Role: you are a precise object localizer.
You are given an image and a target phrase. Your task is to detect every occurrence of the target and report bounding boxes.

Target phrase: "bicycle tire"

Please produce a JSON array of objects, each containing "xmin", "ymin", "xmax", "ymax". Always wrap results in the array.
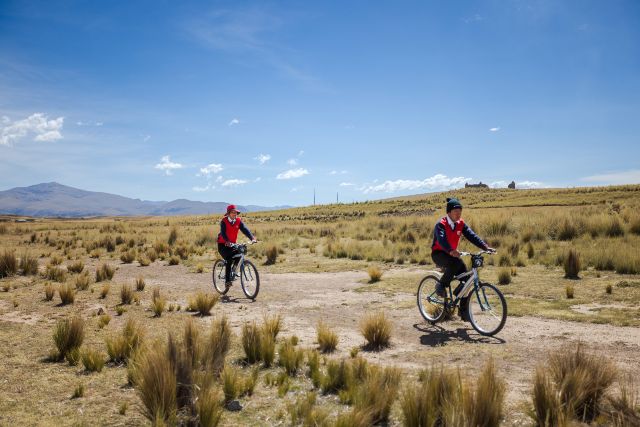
[
  {"xmin": 417, "ymin": 275, "xmax": 447, "ymax": 323},
  {"xmin": 467, "ymin": 283, "xmax": 507, "ymax": 336},
  {"xmin": 240, "ymin": 260, "xmax": 260, "ymax": 300},
  {"xmin": 212, "ymin": 259, "xmax": 229, "ymax": 295}
]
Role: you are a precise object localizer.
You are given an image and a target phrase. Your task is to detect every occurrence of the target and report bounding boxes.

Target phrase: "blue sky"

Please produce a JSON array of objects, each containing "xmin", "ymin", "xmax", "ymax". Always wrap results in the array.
[{"xmin": 1, "ymin": 1, "xmax": 639, "ymax": 206}]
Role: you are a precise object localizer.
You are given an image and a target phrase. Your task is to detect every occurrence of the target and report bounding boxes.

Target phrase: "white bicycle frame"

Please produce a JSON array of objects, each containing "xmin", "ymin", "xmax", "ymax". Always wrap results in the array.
[
  {"xmin": 426, "ymin": 267, "xmax": 478, "ymax": 299},
  {"xmin": 426, "ymin": 250, "xmax": 494, "ymax": 299}
]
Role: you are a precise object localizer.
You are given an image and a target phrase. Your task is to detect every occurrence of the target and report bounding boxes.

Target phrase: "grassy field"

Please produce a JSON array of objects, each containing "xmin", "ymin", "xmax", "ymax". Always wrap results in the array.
[{"xmin": 1, "ymin": 184, "xmax": 639, "ymax": 426}]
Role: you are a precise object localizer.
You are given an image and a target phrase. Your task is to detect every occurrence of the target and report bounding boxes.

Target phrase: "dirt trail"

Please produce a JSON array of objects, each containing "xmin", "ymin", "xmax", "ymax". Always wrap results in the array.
[{"xmin": 111, "ymin": 262, "xmax": 640, "ymax": 410}]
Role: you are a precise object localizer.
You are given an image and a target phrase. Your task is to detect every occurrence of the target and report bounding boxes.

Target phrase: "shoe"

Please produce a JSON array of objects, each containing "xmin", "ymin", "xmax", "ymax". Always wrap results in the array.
[{"xmin": 435, "ymin": 282, "xmax": 446, "ymax": 298}]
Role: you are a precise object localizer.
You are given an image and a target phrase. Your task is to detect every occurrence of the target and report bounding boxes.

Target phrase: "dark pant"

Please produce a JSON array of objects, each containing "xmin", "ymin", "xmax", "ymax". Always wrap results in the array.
[
  {"xmin": 218, "ymin": 243, "xmax": 240, "ymax": 282},
  {"xmin": 432, "ymin": 250, "xmax": 467, "ymax": 291}
]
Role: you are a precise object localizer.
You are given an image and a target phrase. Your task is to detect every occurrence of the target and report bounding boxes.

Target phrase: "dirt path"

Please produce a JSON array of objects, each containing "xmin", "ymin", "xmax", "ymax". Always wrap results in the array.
[{"xmin": 108, "ymin": 262, "xmax": 640, "ymax": 418}]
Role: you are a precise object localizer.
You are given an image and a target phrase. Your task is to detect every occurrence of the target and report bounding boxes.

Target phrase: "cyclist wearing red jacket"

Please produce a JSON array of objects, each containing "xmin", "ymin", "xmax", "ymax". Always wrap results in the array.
[
  {"xmin": 431, "ymin": 198, "xmax": 494, "ymax": 319},
  {"xmin": 217, "ymin": 204, "xmax": 256, "ymax": 287}
]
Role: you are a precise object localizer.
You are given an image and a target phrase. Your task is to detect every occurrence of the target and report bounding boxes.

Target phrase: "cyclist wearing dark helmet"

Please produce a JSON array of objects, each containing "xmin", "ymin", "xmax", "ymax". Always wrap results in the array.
[
  {"xmin": 217, "ymin": 204, "xmax": 257, "ymax": 287},
  {"xmin": 431, "ymin": 197, "xmax": 494, "ymax": 319}
]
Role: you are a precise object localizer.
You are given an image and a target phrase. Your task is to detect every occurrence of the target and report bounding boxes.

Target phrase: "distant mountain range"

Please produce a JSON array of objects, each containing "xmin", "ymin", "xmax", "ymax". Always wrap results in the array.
[{"xmin": 0, "ymin": 182, "xmax": 291, "ymax": 217}]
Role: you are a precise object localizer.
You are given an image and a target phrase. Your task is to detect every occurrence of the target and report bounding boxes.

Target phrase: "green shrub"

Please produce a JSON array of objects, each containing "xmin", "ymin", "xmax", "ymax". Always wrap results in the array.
[
  {"xmin": 278, "ymin": 340, "xmax": 305, "ymax": 376},
  {"xmin": 53, "ymin": 317, "xmax": 84, "ymax": 361},
  {"xmin": 317, "ymin": 321, "xmax": 338, "ymax": 353},
  {"xmin": 75, "ymin": 272, "xmax": 90, "ymax": 290},
  {"xmin": 133, "ymin": 348, "xmax": 177, "ymax": 424},
  {"xmin": 120, "ymin": 283, "xmax": 133, "ymax": 304},
  {"xmin": 564, "ymin": 249, "xmax": 581, "ymax": 279},
  {"xmin": 498, "ymin": 268, "xmax": 511, "ymax": 285},
  {"xmin": 135, "ymin": 275, "xmax": 145, "ymax": 291},
  {"xmin": 360, "ymin": 311, "xmax": 392, "ymax": 351},
  {"xmin": 58, "ymin": 283, "xmax": 75, "ymax": 305},
  {"xmin": 19, "ymin": 252, "xmax": 39, "ymax": 275},
  {"xmin": 120, "ymin": 249, "xmax": 136, "ymax": 264},
  {"xmin": 106, "ymin": 319, "xmax": 144, "ymax": 363},
  {"xmin": 265, "ymin": 245, "xmax": 278, "ymax": 265},
  {"xmin": 203, "ymin": 316, "xmax": 232, "ymax": 375},
  {"xmin": 44, "ymin": 283, "xmax": 55, "ymax": 301},
  {"xmin": 192, "ymin": 291, "xmax": 219, "ymax": 316},
  {"xmin": 67, "ymin": 260, "xmax": 84, "ymax": 273},
  {"xmin": 96, "ymin": 263, "xmax": 115, "ymax": 282},
  {"xmin": 81, "ymin": 348, "xmax": 106, "ymax": 372},
  {"xmin": 532, "ymin": 345, "xmax": 616, "ymax": 425},
  {"xmin": 367, "ymin": 266, "xmax": 383, "ymax": 283},
  {"xmin": 45, "ymin": 265, "xmax": 67, "ymax": 282},
  {"xmin": 566, "ymin": 284, "xmax": 574, "ymax": 299}
]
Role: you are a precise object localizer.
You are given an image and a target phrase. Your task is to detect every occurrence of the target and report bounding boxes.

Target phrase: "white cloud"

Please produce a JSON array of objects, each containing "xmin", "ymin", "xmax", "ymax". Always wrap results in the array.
[
  {"xmin": 254, "ymin": 177, "xmax": 262, "ymax": 182},
  {"xmin": 489, "ymin": 127, "xmax": 500, "ymax": 132},
  {"xmin": 1, "ymin": 113, "xmax": 64, "ymax": 146},
  {"xmin": 221, "ymin": 179, "xmax": 248, "ymax": 187},
  {"xmin": 192, "ymin": 184, "xmax": 214, "ymax": 192},
  {"xmin": 463, "ymin": 14, "xmax": 484, "ymax": 23},
  {"xmin": 339, "ymin": 182, "xmax": 354, "ymax": 187},
  {"xmin": 155, "ymin": 155, "xmax": 183, "ymax": 175},
  {"xmin": 216, "ymin": 175, "xmax": 224, "ymax": 183},
  {"xmin": 287, "ymin": 158, "xmax": 298, "ymax": 166},
  {"xmin": 330, "ymin": 170, "xmax": 348, "ymax": 175},
  {"xmin": 228, "ymin": 118, "xmax": 240, "ymax": 126},
  {"xmin": 76, "ymin": 120, "xmax": 103, "ymax": 127},
  {"xmin": 581, "ymin": 170, "xmax": 640, "ymax": 185},
  {"xmin": 143, "ymin": 134, "xmax": 151, "ymax": 142},
  {"xmin": 490, "ymin": 180, "xmax": 545, "ymax": 189},
  {"xmin": 362, "ymin": 174, "xmax": 470, "ymax": 194},
  {"xmin": 517, "ymin": 181, "xmax": 545, "ymax": 189},
  {"xmin": 276, "ymin": 168, "xmax": 309, "ymax": 180},
  {"xmin": 199, "ymin": 163, "xmax": 224, "ymax": 176},
  {"xmin": 255, "ymin": 154, "xmax": 271, "ymax": 164},
  {"xmin": 298, "ymin": 150, "xmax": 305, "ymax": 156}
]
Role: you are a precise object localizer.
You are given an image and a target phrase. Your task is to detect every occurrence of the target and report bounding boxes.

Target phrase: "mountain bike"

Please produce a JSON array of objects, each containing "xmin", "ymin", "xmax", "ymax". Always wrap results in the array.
[
  {"xmin": 212, "ymin": 241, "xmax": 260, "ymax": 300},
  {"xmin": 417, "ymin": 250, "xmax": 507, "ymax": 336}
]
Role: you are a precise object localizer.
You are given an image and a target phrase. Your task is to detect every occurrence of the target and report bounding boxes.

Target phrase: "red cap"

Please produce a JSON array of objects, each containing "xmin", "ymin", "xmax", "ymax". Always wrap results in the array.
[{"xmin": 226, "ymin": 204, "xmax": 239, "ymax": 213}]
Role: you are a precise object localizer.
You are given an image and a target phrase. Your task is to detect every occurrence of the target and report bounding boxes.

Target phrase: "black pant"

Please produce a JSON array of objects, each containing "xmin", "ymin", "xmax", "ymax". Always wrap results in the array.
[
  {"xmin": 218, "ymin": 243, "xmax": 240, "ymax": 282},
  {"xmin": 432, "ymin": 250, "xmax": 467, "ymax": 290}
]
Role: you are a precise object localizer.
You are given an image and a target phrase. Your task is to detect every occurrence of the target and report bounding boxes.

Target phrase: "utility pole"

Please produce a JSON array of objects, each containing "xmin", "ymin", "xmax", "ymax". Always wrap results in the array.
[
  {"xmin": 313, "ymin": 188, "xmax": 316, "ymax": 206},
  {"xmin": 336, "ymin": 192, "xmax": 339, "ymax": 204}
]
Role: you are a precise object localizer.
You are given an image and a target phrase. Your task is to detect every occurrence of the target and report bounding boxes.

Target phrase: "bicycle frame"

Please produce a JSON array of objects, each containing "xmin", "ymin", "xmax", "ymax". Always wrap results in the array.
[{"xmin": 426, "ymin": 250, "xmax": 496, "ymax": 309}]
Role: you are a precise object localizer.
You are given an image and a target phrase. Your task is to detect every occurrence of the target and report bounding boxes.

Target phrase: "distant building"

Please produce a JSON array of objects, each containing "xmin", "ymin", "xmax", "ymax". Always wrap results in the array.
[
  {"xmin": 508, "ymin": 181, "xmax": 516, "ymax": 189},
  {"xmin": 465, "ymin": 182, "xmax": 489, "ymax": 189}
]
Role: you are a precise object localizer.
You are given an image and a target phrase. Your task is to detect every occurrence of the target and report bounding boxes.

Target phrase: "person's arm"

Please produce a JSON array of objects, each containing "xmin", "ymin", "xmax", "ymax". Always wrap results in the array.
[
  {"xmin": 219, "ymin": 220, "xmax": 230, "ymax": 244},
  {"xmin": 462, "ymin": 224, "xmax": 489, "ymax": 250},
  {"xmin": 434, "ymin": 222, "xmax": 453, "ymax": 253},
  {"xmin": 239, "ymin": 221, "xmax": 255, "ymax": 240}
]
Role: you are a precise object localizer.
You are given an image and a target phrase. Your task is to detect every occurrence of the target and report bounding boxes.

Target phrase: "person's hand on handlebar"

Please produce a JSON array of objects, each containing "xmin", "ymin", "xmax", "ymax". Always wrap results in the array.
[
  {"xmin": 485, "ymin": 247, "xmax": 496, "ymax": 254},
  {"xmin": 251, "ymin": 238, "xmax": 257, "ymax": 244},
  {"xmin": 449, "ymin": 250, "xmax": 461, "ymax": 258}
]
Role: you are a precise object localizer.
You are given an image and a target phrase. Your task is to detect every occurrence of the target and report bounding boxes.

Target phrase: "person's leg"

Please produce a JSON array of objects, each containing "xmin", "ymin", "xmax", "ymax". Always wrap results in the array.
[
  {"xmin": 450, "ymin": 258, "xmax": 468, "ymax": 295},
  {"xmin": 218, "ymin": 244, "xmax": 233, "ymax": 283},
  {"xmin": 432, "ymin": 251, "xmax": 456, "ymax": 297}
]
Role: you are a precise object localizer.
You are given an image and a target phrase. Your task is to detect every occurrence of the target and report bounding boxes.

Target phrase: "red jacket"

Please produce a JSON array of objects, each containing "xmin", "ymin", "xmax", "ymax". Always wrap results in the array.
[
  {"xmin": 432, "ymin": 216, "xmax": 465, "ymax": 252},
  {"xmin": 217, "ymin": 216, "xmax": 253, "ymax": 244}
]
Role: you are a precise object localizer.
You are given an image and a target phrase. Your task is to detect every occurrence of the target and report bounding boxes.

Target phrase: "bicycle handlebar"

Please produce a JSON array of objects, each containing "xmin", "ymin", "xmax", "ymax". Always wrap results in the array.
[{"xmin": 458, "ymin": 249, "xmax": 497, "ymax": 257}]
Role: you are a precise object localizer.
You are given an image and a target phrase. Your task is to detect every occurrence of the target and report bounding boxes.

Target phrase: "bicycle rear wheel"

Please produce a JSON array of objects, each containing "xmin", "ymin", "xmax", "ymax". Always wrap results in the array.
[
  {"xmin": 212, "ymin": 259, "xmax": 229, "ymax": 295},
  {"xmin": 240, "ymin": 260, "xmax": 260, "ymax": 300},
  {"xmin": 468, "ymin": 283, "xmax": 507, "ymax": 336},
  {"xmin": 417, "ymin": 275, "xmax": 447, "ymax": 323}
]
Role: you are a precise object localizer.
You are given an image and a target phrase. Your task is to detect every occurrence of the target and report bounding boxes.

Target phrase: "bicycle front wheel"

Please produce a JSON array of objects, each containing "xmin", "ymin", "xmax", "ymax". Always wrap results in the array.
[
  {"xmin": 468, "ymin": 283, "xmax": 507, "ymax": 336},
  {"xmin": 240, "ymin": 260, "xmax": 260, "ymax": 300},
  {"xmin": 212, "ymin": 259, "xmax": 229, "ymax": 295},
  {"xmin": 417, "ymin": 275, "xmax": 447, "ymax": 323}
]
